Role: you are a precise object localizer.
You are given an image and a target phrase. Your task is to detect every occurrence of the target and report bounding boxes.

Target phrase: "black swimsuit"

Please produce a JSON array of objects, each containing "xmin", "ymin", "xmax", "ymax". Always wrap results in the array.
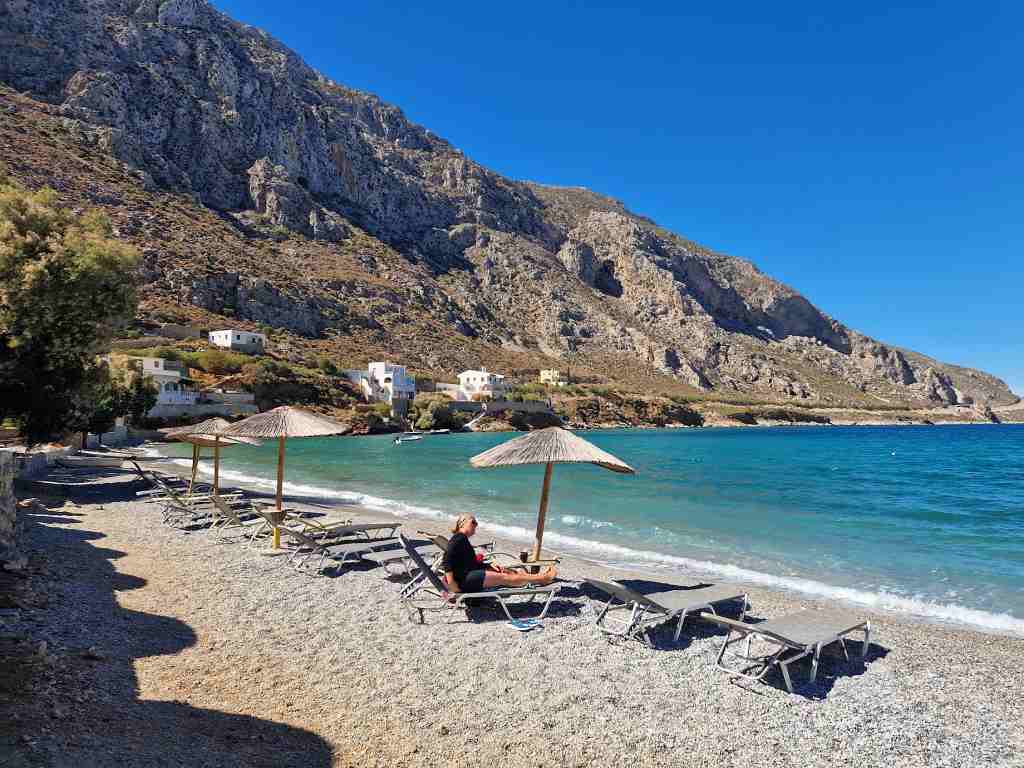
[{"xmin": 443, "ymin": 532, "xmax": 487, "ymax": 592}]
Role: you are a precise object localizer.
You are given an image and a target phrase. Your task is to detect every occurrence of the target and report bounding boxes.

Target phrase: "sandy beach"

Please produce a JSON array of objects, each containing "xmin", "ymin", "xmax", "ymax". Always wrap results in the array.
[{"xmin": 3, "ymin": 463, "xmax": 1023, "ymax": 767}]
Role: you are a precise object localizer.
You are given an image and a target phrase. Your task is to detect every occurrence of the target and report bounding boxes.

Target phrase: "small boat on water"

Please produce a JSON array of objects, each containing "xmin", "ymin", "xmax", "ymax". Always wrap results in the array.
[{"xmin": 393, "ymin": 435, "xmax": 424, "ymax": 444}]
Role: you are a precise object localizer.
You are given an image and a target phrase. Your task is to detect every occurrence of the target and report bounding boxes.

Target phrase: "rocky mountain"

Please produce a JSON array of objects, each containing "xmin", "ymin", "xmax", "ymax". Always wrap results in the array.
[{"xmin": 0, "ymin": 0, "xmax": 1016, "ymax": 408}]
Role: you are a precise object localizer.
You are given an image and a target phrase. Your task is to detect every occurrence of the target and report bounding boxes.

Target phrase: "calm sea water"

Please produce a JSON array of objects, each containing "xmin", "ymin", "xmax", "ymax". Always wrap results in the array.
[{"xmin": 161, "ymin": 424, "xmax": 1024, "ymax": 634}]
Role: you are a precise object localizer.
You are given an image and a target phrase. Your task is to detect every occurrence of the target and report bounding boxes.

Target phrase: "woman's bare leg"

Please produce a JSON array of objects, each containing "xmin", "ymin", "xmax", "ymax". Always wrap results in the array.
[{"xmin": 482, "ymin": 567, "xmax": 556, "ymax": 588}]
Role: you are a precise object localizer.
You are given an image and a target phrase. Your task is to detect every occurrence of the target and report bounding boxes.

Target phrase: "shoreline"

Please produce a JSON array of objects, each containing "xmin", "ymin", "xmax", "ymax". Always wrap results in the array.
[{"xmin": 148, "ymin": 443, "xmax": 1024, "ymax": 640}]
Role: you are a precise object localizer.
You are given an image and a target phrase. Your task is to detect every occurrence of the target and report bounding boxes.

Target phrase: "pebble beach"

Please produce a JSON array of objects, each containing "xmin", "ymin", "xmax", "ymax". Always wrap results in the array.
[{"xmin": 3, "ymin": 465, "xmax": 1023, "ymax": 767}]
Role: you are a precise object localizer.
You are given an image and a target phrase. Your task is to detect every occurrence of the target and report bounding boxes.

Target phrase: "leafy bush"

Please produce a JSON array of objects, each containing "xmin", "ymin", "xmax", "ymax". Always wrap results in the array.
[
  {"xmin": 410, "ymin": 395, "xmax": 469, "ymax": 431},
  {"xmin": 507, "ymin": 382, "xmax": 550, "ymax": 403},
  {"xmin": 153, "ymin": 345, "xmax": 182, "ymax": 361},
  {"xmin": 189, "ymin": 348, "xmax": 248, "ymax": 375},
  {"xmin": 317, "ymin": 356, "xmax": 338, "ymax": 375}
]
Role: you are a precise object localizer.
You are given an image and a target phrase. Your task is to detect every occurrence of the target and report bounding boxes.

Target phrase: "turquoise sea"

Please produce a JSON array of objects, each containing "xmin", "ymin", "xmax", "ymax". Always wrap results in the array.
[{"xmin": 160, "ymin": 424, "xmax": 1024, "ymax": 634}]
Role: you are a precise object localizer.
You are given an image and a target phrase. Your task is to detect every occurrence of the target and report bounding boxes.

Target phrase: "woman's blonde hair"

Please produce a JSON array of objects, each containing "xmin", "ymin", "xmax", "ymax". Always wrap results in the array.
[{"xmin": 451, "ymin": 514, "xmax": 475, "ymax": 534}]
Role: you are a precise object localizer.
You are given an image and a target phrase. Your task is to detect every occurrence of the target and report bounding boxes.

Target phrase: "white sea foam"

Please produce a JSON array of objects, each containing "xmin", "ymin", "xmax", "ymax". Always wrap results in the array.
[{"xmin": 175, "ymin": 455, "xmax": 1024, "ymax": 636}]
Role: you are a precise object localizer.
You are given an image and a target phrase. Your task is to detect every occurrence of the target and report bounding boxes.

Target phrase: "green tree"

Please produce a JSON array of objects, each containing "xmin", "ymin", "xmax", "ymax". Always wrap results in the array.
[
  {"xmin": 125, "ymin": 374, "xmax": 159, "ymax": 425},
  {"xmin": 0, "ymin": 180, "xmax": 139, "ymax": 443},
  {"xmin": 65, "ymin": 362, "xmax": 130, "ymax": 447}
]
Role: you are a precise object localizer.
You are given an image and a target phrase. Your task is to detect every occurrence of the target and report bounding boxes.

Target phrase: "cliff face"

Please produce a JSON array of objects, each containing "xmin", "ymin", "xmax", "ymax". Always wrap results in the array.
[{"xmin": 0, "ymin": 0, "xmax": 1015, "ymax": 407}]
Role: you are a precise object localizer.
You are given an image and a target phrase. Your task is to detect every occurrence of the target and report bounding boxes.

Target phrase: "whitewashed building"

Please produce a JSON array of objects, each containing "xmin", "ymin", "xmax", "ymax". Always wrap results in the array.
[
  {"xmin": 208, "ymin": 329, "xmax": 267, "ymax": 354},
  {"xmin": 345, "ymin": 362, "xmax": 416, "ymax": 405},
  {"xmin": 129, "ymin": 357, "xmax": 197, "ymax": 407},
  {"xmin": 539, "ymin": 369, "xmax": 567, "ymax": 386},
  {"xmin": 447, "ymin": 368, "xmax": 507, "ymax": 401}
]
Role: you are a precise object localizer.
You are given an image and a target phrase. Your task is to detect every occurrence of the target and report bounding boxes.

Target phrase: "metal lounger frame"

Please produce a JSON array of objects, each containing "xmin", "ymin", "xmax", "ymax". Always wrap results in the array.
[
  {"xmin": 281, "ymin": 527, "xmax": 401, "ymax": 574},
  {"xmin": 362, "ymin": 544, "xmax": 440, "ymax": 580},
  {"xmin": 702, "ymin": 611, "xmax": 870, "ymax": 693},
  {"xmin": 585, "ymin": 578, "xmax": 748, "ymax": 645}
]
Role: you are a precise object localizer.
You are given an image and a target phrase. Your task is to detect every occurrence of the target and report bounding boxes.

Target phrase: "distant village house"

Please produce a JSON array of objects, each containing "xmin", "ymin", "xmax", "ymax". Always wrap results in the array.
[
  {"xmin": 344, "ymin": 362, "xmax": 416, "ymax": 412},
  {"xmin": 208, "ymin": 329, "xmax": 267, "ymax": 354},
  {"xmin": 129, "ymin": 357, "xmax": 197, "ymax": 407},
  {"xmin": 437, "ymin": 368, "xmax": 508, "ymax": 401},
  {"xmin": 118, "ymin": 355, "xmax": 256, "ymax": 420},
  {"xmin": 539, "ymin": 369, "xmax": 567, "ymax": 386}
]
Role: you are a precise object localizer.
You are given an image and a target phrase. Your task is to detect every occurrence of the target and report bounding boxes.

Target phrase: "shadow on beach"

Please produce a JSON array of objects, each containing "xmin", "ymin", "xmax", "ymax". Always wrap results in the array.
[{"xmin": 5, "ymin": 470, "xmax": 334, "ymax": 767}]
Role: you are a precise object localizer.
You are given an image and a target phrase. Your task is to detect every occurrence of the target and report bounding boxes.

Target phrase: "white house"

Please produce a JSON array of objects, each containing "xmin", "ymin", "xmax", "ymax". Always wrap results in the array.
[
  {"xmin": 345, "ymin": 362, "xmax": 416, "ymax": 404},
  {"xmin": 539, "ymin": 369, "xmax": 567, "ymax": 386},
  {"xmin": 451, "ymin": 368, "xmax": 507, "ymax": 401},
  {"xmin": 130, "ymin": 357, "xmax": 197, "ymax": 407},
  {"xmin": 208, "ymin": 329, "xmax": 267, "ymax": 354}
]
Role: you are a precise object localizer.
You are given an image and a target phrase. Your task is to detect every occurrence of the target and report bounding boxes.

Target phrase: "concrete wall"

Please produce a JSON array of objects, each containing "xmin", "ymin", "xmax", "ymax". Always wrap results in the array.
[
  {"xmin": 148, "ymin": 403, "xmax": 235, "ymax": 420},
  {"xmin": 485, "ymin": 400, "xmax": 553, "ymax": 414},
  {"xmin": 156, "ymin": 323, "xmax": 202, "ymax": 340},
  {"xmin": 0, "ymin": 450, "xmax": 17, "ymax": 566},
  {"xmin": 12, "ymin": 446, "xmax": 76, "ymax": 479},
  {"xmin": 86, "ymin": 424, "xmax": 129, "ymax": 448},
  {"xmin": 445, "ymin": 400, "xmax": 552, "ymax": 415},
  {"xmin": 203, "ymin": 391, "xmax": 256, "ymax": 408}
]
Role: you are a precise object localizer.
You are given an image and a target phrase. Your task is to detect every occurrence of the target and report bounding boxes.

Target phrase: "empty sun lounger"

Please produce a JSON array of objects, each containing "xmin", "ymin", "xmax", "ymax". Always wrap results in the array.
[
  {"xmin": 585, "ymin": 578, "xmax": 748, "ymax": 644},
  {"xmin": 311, "ymin": 521, "xmax": 400, "ymax": 541},
  {"xmin": 701, "ymin": 609, "xmax": 870, "ymax": 693},
  {"xmin": 398, "ymin": 534, "xmax": 560, "ymax": 623},
  {"xmin": 361, "ymin": 541, "xmax": 441, "ymax": 579},
  {"xmin": 281, "ymin": 527, "xmax": 402, "ymax": 574},
  {"xmin": 209, "ymin": 497, "xmax": 267, "ymax": 541}
]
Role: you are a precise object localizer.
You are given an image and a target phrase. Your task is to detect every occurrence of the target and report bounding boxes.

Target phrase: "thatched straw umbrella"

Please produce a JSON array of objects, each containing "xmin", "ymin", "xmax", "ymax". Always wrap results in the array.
[
  {"xmin": 470, "ymin": 427, "xmax": 634, "ymax": 560},
  {"xmin": 217, "ymin": 406, "xmax": 349, "ymax": 548},
  {"xmin": 161, "ymin": 417, "xmax": 260, "ymax": 496}
]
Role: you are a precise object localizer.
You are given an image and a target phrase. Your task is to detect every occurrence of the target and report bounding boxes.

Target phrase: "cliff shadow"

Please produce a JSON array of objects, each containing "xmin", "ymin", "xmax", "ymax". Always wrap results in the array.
[{"xmin": 5, "ymin": 484, "xmax": 335, "ymax": 767}]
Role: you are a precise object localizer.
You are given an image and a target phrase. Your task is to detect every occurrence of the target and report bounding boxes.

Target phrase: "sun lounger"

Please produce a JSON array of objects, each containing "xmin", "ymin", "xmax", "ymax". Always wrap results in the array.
[
  {"xmin": 701, "ymin": 609, "xmax": 870, "ymax": 693},
  {"xmin": 251, "ymin": 511, "xmax": 398, "ymax": 545},
  {"xmin": 209, "ymin": 497, "xmax": 266, "ymax": 540},
  {"xmin": 154, "ymin": 482, "xmax": 245, "ymax": 527},
  {"xmin": 361, "ymin": 541, "xmax": 441, "ymax": 579},
  {"xmin": 281, "ymin": 527, "xmax": 402, "ymax": 574},
  {"xmin": 585, "ymin": 578, "xmax": 748, "ymax": 644},
  {"xmin": 398, "ymin": 534, "xmax": 560, "ymax": 623},
  {"xmin": 130, "ymin": 462, "xmax": 230, "ymax": 507}
]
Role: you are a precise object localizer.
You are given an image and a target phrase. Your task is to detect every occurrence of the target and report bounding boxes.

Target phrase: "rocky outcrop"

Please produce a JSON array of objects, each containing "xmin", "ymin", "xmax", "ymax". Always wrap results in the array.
[
  {"xmin": 247, "ymin": 159, "xmax": 347, "ymax": 242},
  {"xmin": 0, "ymin": 0, "xmax": 1016, "ymax": 407}
]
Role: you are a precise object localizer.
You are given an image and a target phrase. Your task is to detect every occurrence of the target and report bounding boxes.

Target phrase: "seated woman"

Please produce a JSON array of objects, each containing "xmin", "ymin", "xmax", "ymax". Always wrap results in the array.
[{"xmin": 443, "ymin": 515, "xmax": 556, "ymax": 593}]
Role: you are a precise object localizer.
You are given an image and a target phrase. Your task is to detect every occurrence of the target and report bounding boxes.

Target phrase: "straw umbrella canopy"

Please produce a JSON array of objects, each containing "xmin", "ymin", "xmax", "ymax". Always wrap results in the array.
[
  {"xmin": 161, "ymin": 417, "xmax": 260, "ymax": 495},
  {"xmin": 470, "ymin": 427, "xmax": 634, "ymax": 560},
  {"xmin": 216, "ymin": 406, "xmax": 349, "ymax": 547}
]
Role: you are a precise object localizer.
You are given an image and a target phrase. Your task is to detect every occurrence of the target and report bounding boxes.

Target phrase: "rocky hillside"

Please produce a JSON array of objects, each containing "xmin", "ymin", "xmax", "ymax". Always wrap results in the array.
[{"xmin": 0, "ymin": 0, "xmax": 1016, "ymax": 409}]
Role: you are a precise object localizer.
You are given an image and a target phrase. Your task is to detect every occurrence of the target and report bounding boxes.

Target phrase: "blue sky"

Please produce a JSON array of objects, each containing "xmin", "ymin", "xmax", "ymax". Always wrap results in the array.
[{"xmin": 214, "ymin": 1, "xmax": 1023, "ymax": 395}]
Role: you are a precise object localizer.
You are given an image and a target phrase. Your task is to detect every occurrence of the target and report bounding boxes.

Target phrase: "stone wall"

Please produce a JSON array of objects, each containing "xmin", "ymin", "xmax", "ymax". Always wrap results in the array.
[{"xmin": 0, "ymin": 450, "xmax": 18, "ymax": 567}]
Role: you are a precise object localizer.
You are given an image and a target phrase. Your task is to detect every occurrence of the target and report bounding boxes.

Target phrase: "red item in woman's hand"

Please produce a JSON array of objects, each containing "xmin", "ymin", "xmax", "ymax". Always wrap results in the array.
[{"xmin": 475, "ymin": 552, "xmax": 486, "ymax": 563}]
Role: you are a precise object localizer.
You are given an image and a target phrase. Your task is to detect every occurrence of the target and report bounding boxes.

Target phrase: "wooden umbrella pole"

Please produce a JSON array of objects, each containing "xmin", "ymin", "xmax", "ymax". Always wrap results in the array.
[
  {"xmin": 213, "ymin": 437, "xmax": 220, "ymax": 497},
  {"xmin": 273, "ymin": 435, "xmax": 286, "ymax": 549},
  {"xmin": 188, "ymin": 444, "xmax": 199, "ymax": 498},
  {"xmin": 532, "ymin": 462, "xmax": 554, "ymax": 562}
]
